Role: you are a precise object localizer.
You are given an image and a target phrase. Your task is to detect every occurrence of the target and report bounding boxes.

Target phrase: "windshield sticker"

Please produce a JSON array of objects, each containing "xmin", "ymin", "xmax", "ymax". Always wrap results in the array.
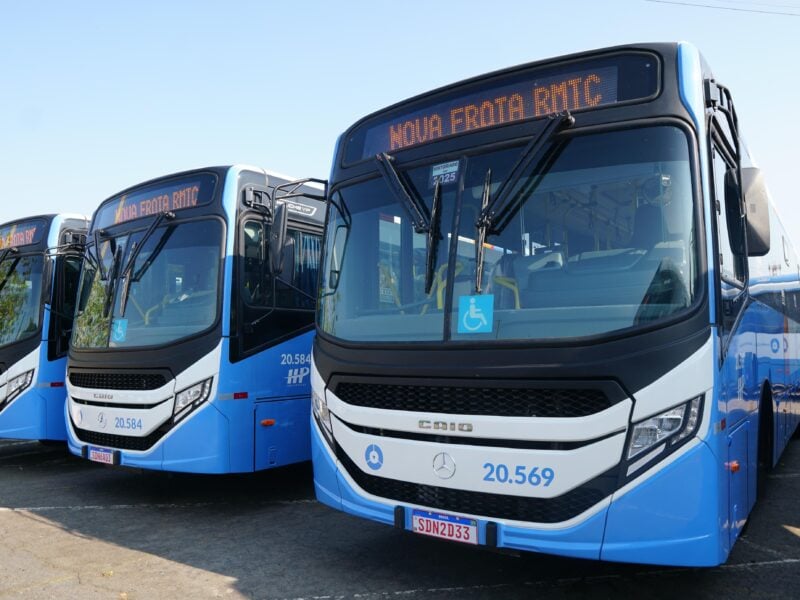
[
  {"xmin": 429, "ymin": 161, "xmax": 460, "ymax": 188},
  {"xmin": 458, "ymin": 294, "xmax": 493, "ymax": 334},
  {"xmin": 111, "ymin": 318, "xmax": 128, "ymax": 343}
]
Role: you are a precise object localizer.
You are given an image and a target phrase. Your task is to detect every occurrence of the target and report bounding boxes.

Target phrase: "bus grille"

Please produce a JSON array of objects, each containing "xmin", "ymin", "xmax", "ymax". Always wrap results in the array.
[
  {"xmin": 332, "ymin": 382, "xmax": 613, "ymax": 418},
  {"xmin": 69, "ymin": 371, "xmax": 168, "ymax": 391},
  {"xmin": 337, "ymin": 449, "xmax": 612, "ymax": 523},
  {"xmin": 72, "ymin": 423, "xmax": 170, "ymax": 451}
]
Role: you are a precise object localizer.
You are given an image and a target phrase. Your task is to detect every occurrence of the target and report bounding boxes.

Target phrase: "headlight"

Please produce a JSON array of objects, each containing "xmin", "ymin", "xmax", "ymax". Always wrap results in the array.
[
  {"xmin": 312, "ymin": 388, "xmax": 333, "ymax": 439},
  {"xmin": 627, "ymin": 395, "xmax": 703, "ymax": 461},
  {"xmin": 5, "ymin": 370, "xmax": 34, "ymax": 403},
  {"xmin": 173, "ymin": 377, "xmax": 213, "ymax": 423}
]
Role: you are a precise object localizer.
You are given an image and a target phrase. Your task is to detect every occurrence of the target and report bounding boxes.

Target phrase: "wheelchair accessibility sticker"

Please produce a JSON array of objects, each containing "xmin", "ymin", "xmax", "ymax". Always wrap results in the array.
[
  {"xmin": 458, "ymin": 294, "xmax": 493, "ymax": 334},
  {"xmin": 111, "ymin": 318, "xmax": 128, "ymax": 343}
]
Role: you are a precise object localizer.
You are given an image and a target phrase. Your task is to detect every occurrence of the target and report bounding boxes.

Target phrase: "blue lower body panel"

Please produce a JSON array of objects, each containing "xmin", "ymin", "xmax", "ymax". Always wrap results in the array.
[
  {"xmin": 312, "ymin": 419, "xmax": 725, "ymax": 566},
  {"xmin": 67, "ymin": 402, "xmax": 234, "ymax": 473},
  {"xmin": 602, "ymin": 441, "xmax": 723, "ymax": 566},
  {"xmin": 0, "ymin": 388, "xmax": 67, "ymax": 441}
]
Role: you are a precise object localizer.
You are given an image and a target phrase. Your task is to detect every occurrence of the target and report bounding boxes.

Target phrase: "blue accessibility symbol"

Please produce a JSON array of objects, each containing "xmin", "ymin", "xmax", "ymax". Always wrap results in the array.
[
  {"xmin": 365, "ymin": 444, "xmax": 384, "ymax": 471},
  {"xmin": 457, "ymin": 294, "xmax": 493, "ymax": 334},
  {"xmin": 111, "ymin": 318, "xmax": 128, "ymax": 343}
]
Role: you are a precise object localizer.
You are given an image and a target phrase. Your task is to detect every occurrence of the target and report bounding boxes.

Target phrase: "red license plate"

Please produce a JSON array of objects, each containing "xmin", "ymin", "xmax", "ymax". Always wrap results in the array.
[
  {"xmin": 87, "ymin": 446, "xmax": 115, "ymax": 465},
  {"xmin": 411, "ymin": 509, "xmax": 478, "ymax": 545}
]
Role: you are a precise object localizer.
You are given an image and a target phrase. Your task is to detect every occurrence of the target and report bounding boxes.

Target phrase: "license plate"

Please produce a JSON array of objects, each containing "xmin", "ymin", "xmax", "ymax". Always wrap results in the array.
[
  {"xmin": 87, "ymin": 446, "xmax": 115, "ymax": 465},
  {"xmin": 411, "ymin": 509, "xmax": 478, "ymax": 545}
]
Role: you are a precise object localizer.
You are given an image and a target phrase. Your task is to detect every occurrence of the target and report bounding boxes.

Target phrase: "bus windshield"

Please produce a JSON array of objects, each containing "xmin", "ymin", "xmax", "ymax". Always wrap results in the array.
[
  {"xmin": 319, "ymin": 125, "xmax": 699, "ymax": 342},
  {"xmin": 0, "ymin": 254, "xmax": 44, "ymax": 347},
  {"xmin": 72, "ymin": 218, "xmax": 223, "ymax": 349}
]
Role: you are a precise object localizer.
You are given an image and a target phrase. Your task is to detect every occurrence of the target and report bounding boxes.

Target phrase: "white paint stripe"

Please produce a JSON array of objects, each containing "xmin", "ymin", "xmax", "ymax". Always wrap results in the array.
[
  {"xmin": 0, "ymin": 441, "xmax": 35, "ymax": 448},
  {"xmin": 0, "ymin": 499, "xmax": 317, "ymax": 512},
  {"xmin": 768, "ymin": 472, "xmax": 800, "ymax": 479},
  {"xmin": 273, "ymin": 558, "xmax": 800, "ymax": 600},
  {"xmin": 0, "ymin": 450, "xmax": 59, "ymax": 460},
  {"xmin": 738, "ymin": 536, "xmax": 787, "ymax": 559}
]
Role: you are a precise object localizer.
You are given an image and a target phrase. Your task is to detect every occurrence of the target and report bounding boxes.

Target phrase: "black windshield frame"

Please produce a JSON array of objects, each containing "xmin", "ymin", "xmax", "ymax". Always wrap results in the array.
[
  {"xmin": 319, "ymin": 117, "xmax": 707, "ymax": 349},
  {"xmin": 0, "ymin": 251, "xmax": 47, "ymax": 350},
  {"xmin": 71, "ymin": 214, "xmax": 226, "ymax": 351}
]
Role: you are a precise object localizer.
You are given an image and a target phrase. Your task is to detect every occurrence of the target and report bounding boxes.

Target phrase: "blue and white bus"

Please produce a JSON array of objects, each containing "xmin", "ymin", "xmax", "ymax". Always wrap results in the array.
[
  {"xmin": 65, "ymin": 166, "xmax": 325, "ymax": 473},
  {"xmin": 0, "ymin": 214, "xmax": 88, "ymax": 442},
  {"xmin": 308, "ymin": 43, "xmax": 799, "ymax": 566}
]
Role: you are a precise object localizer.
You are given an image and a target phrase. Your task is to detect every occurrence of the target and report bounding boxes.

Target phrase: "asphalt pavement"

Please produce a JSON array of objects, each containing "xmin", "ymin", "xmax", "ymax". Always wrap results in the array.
[{"xmin": 0, "ymin": 438, "xmax": 798, "ymax": 599}]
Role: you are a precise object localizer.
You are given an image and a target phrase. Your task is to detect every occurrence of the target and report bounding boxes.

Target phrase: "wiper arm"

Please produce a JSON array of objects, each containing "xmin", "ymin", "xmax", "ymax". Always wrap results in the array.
[
  {"xmin": 425, "ymin": 180, "xmax": 443, "ymax": 294},
  {"xmin": 118, "ymin": 211, "xmax": 175, "ymax": 317},
  {"xmin": 102, "ymin": 244, "xmax": 122, "ymax": 318},
  {"xmin": 0, "ymin": 248, "xmax": 20, "ymax": 295},
  {"xmin": 476, "ymin": 113, "xmax": 574, "ymax": 236},
  {"xmin": 0, "ymin": 247, "xmax": 18, "ymax": 267},
  {"xmin": 474, "ymin": 169, "xmax": 492, "ymax": 293},
  {"xmin": 375, "ymin": 152, "xmax": 430, "ymax": 233},
  {"xmin": 94, "ymin": 230, "xmax": 110, "ymax": 281}
]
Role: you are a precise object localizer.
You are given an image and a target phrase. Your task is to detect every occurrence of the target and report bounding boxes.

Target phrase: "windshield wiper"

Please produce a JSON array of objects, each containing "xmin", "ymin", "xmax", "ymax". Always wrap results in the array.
[
  {"xmin": 425, "ymin": 180, "xmax": 443, "ymax": 294},
  {"xmin": 0, "ymin": 248, "xmax": 20, "ymax": 295},
  {"xmin": 474, "ymin": 169, "xmax": 491, "ymax": 293},
  {"xmin": 102, "ymin": 243, "xmax": 122, "ymax": 318},
  {"xmin": 375, "ymin": 152, "xmax": 444, "ymax": 296},
  {"xmin": 94, "ymin": 230, "xmax": 111, "ymax": 281},
  {"xmin": 0, "ymin": 247, "xmax": 18, "ymax": 267},
  {"xmin": 375, "ymin": 152, "xmax": 430, "ymax": 233},
  {"xmin": 473, "ymin": 113, "xmax": 574, "ymax": 294},
  {"xmin": 476, "ymin": 113, "xmax": 574, "ymax": 236},
  {"xmin": 118, "ymin": 211, "xmax": 175, "ymax": 317}
]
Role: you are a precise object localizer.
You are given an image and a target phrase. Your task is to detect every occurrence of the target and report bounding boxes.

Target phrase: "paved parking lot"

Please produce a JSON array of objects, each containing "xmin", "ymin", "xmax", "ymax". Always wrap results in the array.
[{"xmin": 0, "ymin": 438, "xmax": 798, "ymax": 599}]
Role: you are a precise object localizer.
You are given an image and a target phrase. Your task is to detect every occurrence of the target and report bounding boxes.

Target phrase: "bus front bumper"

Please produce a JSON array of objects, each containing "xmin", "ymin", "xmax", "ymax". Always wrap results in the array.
[
  {"xmin": 66, "ymin": 401, "xmax": 232, "ymax": 473},
  {"xmin": 311, "ymin": 417, "xmax": 724, "ymax": 566}
]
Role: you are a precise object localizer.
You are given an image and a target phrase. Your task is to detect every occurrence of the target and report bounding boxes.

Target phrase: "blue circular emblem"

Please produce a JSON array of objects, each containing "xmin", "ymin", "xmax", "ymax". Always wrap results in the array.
[
  {"xmin": 365, "ymin": 444, "xmax": 384, "ymax": 471},
  {"xmin": 771, "ymin": 338, "xmax": 780, "ymax": 353}
]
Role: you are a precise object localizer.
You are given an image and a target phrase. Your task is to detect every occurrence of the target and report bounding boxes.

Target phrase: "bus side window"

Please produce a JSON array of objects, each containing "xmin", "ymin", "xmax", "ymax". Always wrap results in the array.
[
  {"xmin": 236, "ymin": 223, "xmax": 322, "ymax": 360},
  {"xmin": 50, "ymin": 255, "xmax": 82, "ymax": 359},
  {"xmin": 242, "ymin": 220, "xmax": 269, "ymax": 306},
  {"xmin": 275, "ymin": 230, "xmax": 322, "ymax": 309}
]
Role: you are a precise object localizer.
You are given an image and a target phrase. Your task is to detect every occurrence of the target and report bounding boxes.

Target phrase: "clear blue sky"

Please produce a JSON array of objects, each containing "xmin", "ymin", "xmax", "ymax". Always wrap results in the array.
[{"xmin": 2, "ymin": 1, "xmax": 798, "ymax": 234}]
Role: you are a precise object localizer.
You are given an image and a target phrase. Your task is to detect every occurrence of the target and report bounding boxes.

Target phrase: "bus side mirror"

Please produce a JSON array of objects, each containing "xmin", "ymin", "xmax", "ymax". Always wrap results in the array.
[
  {"xmin": 269, "ymin": 202, "xmax": 288, "ymax": 274},
  {"xmin": 742, "ymin": 167, "xmax": 770, "ymax": 257},
  {"xmin": 724, "ymin": 169, "xmax": 746, "ymax": 256}
]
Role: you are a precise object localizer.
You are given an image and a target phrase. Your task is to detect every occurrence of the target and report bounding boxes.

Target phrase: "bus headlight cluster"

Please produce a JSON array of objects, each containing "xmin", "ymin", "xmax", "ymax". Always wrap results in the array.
[
  {"xmin": 312, "ymin": 388, "xmax": 333, "ymax": 442},
  {"xmin": 173, "ymin": 377, "xmax": 213, "ymax": 423},
  {"xmin": 627, "ymin": 395, "xmax": 703, "ymax": 461},
  {"xmin": 5, "ymin": 370, "xmax": 34, "ymax": 404}
]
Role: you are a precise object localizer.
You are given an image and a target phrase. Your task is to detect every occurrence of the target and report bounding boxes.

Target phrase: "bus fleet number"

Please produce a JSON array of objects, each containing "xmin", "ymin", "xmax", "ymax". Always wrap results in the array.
[
  {"xmin": 114, "ymin": 417, "xmax": 143, "ymax": 431},
  {"xmin": 280, "ymin": 353, "xmax": 311, "ymax": 366},
  {"xmin": 483, "ymin": 462, "xmax": 555, "ymax": 487}
]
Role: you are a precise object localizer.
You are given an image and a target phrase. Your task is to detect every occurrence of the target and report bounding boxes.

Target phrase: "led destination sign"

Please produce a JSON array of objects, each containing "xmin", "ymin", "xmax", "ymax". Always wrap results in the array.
[
  {"xmin": 94, "ymin": 173, "xmax": 217, "ymax": 230},
  {"xmin": 348, "ymin": 52, "xmax": 659, "ymax": 162},
  {"xmin": 0, "ymin": 220, "xmax": 46, "ymax": 250},
  {"xmin": 368, "ymin": 67, "xmax": 616, "ymax": 157}
]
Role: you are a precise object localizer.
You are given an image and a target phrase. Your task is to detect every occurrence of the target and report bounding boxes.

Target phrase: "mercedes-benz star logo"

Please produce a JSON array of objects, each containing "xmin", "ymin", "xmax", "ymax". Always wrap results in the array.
[{"xmin": 432, "ymin": 452, "xmax": 456, "ymax": 479}]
